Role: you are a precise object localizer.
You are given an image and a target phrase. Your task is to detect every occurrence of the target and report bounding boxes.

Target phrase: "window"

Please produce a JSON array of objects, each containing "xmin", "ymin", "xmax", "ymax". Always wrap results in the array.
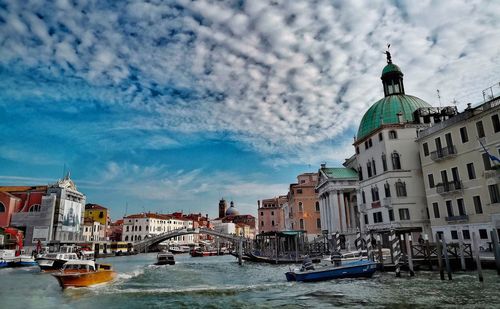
[
  {"xmin": 367, "ymin": 161, "xmax": 372, "ymax": 178},
  {"xmin": 489, "ymin": 184, "xmax": 500, "ymax": 204},
  {"xmin": 126, "ymin": 226, "xmax": 129, "ymax": 232},
  {"xmin": 395, "ymin": 180, "xmax": 407, "ymax": 197},
  {"xmin": 371, "ymin": 186, "xmax": 380, "ymax": 201},
  {"xmin": 428, "ymin": 174, "xmax": 435, "ymax": 188},
  {"xmin": 389, "ymin": 130, "xmax": 397, "ymax": 139},
  {"xmin": 364, "ymin": 214, "xmax": 369, "ymax": 225},
  {"xmin": 391, "ymin": 152, "xmax": 401, "ymax": 170},
  {"xmin": 426, "ymin": 207, "xmax": 430, "ymax": 219},
  {"xmin": 296, "ymin": 189, "xmax": 303, "ymax": 194},
  {"xmin": 479, "ymin": 229, "xmax": 488, "ymax": 239},
  {"xmin": 271, "ymin": 211, "xmax": 274, "ymax": 216},
  {"xmin": 388, "ymin": 209, "xmax": 394, "ymax": 221},
  {"xmin": 433, "ymin": 202, "xmax": 440, "ymax": 218},
  {"xmin": 423, "ymin": 143, "xmax": 429, "ymax": 156},
  {"xmin": 373, "ymin": 212, "xmax": 383, "ymax": 223},
  {"xmin": 29, "ymin": 204, "xmax": 41, "ymax": 212},
  {"xmin": 398, "ymin": 208, "xmax": 410, "ymax": 220},
  {"xmin": 445, "ymin": 132, "xmax": 453, "ymax": 148},
  {"xmin": 358, "ymin": 166, "xmax": 363, "ymax": 181},
  {"xmin": 315, "ymin": 202, "xmax": 320, "ymax": 212},
  {"xmin": 125, "ymin": 236, "xmax": 128, "ymax": 241},
  {"xmin": 483, "ymin": 153, "xmax": 493, "ymax": 170},
  {"xmin": 260, "ymin": 212, "xmax": 264, "ymax": 216},
  {"xmin": 460, "ymin": 127, "xmax": 469, "ymax": 143},
  {"xmin": 451, "ymin": 230, "xmax": 458, "ymax": 240},
  {"xmin": 476, "ymin": 121, "xmax": 485, "ymax": 138},
  {"xmin": 492, "ymin": 114, "xmax": 500, "ymax": 133},
  {"xmin": 365, "ymin": 141, "xmax": 369, "ymax": 150},
  {"xmin": 356, "ymin": 147, "xmax": 360, "ymax": 154},
  {"xmin": 463, "ymin": 230, "xmax": 471, "ymax": 240},
  {"xmin": 362, "ymin": 191, "xmax": 366, "ymax": 204},
  {"xmin": 99, "ymin": 211, "xmax": 104, "ymax": 219},
  {"xmin": 368, "ymin": 139, "xmax": 373, "ymax": 147},
  {"xmin": 473, "ymin": 196, "xmax": 483, "ymax": 214},
  {"xmin": 382, "ymin": 154, "xmax": 388, "ymax": 171},
  {"xmin": 316, "ymin": 218, "xmax": 321, "ymax": 228},
  {"xmin": 271, "ymin": 220, "xmax": 275, "ymax": 226},
  {"xmin": 139, "ymin": 226, "xmax": 142, "ymax": 231},
  {"xmin": 457, "ymin": 198, "xmax": 466, "ymax": 216},
  {"xmin": 372, "ymin": 159, "xmax": 377, "ymax": 175},
  {"xmin": 299, "ymin": 219, "xmax": 304, "ymax": 229},
  {"xmin": 384, "ymin": 182, "xmax": 391, "ymax": 198},
  {"xmin": 467, "ymin": 163, "xmax": 476, "ymax": 180},
  {"xmin": 446, "ymin": 200, "xmax": 454, "ymax": 217},
  {"xmin": 298, "ymin": 202, "xmax": 303, "ymax": 212},
  {"xmin": 379, "ymin": 132, "xmax": 383, "ymax": 141}
]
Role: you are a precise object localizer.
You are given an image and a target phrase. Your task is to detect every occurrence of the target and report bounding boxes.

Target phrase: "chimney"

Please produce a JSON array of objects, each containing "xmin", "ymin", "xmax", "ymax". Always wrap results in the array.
[
  {"xmin": 397, "ymin": 111, "xmax": 403, "ymax": 124},
  {"xmin": 320, "ymin": 163, "xmax": 326, "ymax": 169},
  {"xmin": 257, "ymin": 200, "xmax": 261, "ymax": 207}
]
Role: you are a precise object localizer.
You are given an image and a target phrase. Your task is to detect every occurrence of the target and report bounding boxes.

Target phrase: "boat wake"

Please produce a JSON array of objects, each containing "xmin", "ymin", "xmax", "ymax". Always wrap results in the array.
[{"xmin": 117, "ymin": 267, "xmax": 146, "ymax": 280}]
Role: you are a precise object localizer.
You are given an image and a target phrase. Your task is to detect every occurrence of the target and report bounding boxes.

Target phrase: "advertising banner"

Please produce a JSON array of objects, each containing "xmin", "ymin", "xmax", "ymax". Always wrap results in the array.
[
  {"xmin": 32, "ymin": 226, "xmax": 50, "ymax": 242},
  {"xmin": 61, "ymin": 200, "xmax": 82, "ymax": 232}
]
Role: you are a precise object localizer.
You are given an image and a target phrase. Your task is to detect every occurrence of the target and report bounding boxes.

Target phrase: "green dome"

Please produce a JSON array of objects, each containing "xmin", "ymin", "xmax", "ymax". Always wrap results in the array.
[
  {"xmin": 382, "ymin": 63, "xmax": 402, "ymax": 76},
  {"xmin": 357, "ymin": 94, "xmax": 431, "ymax": 140}
]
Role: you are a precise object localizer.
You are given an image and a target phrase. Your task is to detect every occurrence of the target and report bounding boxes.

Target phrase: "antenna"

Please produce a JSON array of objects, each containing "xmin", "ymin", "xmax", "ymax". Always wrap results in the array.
[
  {"xmin": 124, "ymin": 202, "xmax": 128, "ymax": 217},
  {"xmin": 436, "ymin": 89, "xmax": 442, "ymax": 107},
  {"xmin": 62, "ymin": 163, "xmax": 66, "ymax": 179}
]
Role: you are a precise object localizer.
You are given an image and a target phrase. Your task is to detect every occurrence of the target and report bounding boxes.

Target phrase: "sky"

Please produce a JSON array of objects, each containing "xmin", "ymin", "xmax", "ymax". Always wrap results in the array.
[{"xmin": 1, "ymin": 0, "xmax": 500, "ymax": 220}]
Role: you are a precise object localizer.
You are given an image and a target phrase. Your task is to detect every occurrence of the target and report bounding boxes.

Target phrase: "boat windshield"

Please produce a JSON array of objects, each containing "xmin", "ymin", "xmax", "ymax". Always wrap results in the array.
[{"xmin": 63, "ymin": 264, "xmax": 94, "ymax": 271}]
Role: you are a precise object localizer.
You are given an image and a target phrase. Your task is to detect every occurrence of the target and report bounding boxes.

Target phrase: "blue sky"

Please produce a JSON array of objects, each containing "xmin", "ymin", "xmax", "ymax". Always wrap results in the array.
[{"xmin": 1, "ymin": 0, "xmax": 500, "ymax": 220}]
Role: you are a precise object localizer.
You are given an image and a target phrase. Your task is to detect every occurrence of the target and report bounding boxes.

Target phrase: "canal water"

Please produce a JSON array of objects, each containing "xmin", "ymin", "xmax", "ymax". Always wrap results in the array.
[{"xmin": 1, "ymin": 254, "xmax": 500, "ymax": 308}]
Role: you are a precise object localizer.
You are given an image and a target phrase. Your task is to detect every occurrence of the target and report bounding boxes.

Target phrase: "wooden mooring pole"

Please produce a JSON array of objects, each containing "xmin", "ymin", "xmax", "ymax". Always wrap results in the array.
[
  {"xmin": 472, "ymin": 232, "xmax": 483, "ymax": 282},
  {"xmin": 490, "ymin": 229, "xmax": 500, "ymax": 275},
  {"xmin": 424, "ymin": 234, "xmax": 432, "ymax": 271},
  {"xmin": 458, "ymin": 232, "xmax": 466, "ymax": 271},
  {"xmin": 405, "ymin": 233, "xmax": 414, "ymax": 276},
  {"xmin": 238, "ymin": 237, "xmax": 243, "ymax": 266},
  {"xmin": 435, "ymin": 233, "xmax": 445, "ymax": 280},
  {"xmin": 377, "ymin": 234, "xmax": 383, "ymax": 268},
  {"xmin": 441, "ymin": 235, "xmax": 452, "ymax": 280}
]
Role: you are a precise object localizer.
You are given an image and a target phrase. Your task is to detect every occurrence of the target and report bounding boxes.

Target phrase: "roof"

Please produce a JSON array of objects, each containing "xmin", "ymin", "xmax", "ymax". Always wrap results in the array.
[
  {"xmin": 321, "ymin": 167, "xmax": 358, "ymax": 179},
  {"xmin": 382, "ymin": 63, "xmax": 402, "ymax": 76},
  {"xmin": 124, "ymin": 213, "xmax": 172, "ymax": 220},
  {"xmin": 0, "ymin": 186, "xmax": 48, "ymax": 192},
  {"xmin": 85, "ymin": 204, "xmax": 107, "ymax": 210},
  {"xmin": 357, "ymin": 94, "xmax": 431, "ymax": 141}
]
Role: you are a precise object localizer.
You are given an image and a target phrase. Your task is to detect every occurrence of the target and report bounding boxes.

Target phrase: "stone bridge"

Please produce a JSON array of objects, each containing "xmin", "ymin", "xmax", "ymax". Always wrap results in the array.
[{"xmin": 133, "ymin": 227, "xmax": 250, "ymax": 253}]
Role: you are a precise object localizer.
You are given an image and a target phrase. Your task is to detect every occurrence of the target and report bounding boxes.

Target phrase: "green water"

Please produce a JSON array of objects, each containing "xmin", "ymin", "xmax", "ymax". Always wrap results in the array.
[{"xmin": 1, "ymin": 254, "xmax": 500, "ymax": 308}]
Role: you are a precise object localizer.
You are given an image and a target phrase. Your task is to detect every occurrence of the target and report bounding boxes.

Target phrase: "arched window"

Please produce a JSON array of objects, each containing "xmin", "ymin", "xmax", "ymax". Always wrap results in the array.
[
  {"xmin": 271, "ymin": 220, "xmax": 275, "ymax": 226},
  {"xmin": 384, "ymin": 182, "xmax": 391, "ymax": 197},
  {"xmin": 125, "ymin": 236, "xmax": 129, "ymax": 241},
  {"xmin": 381, "ymin": 153, "xmax": 388, "ymax": 171},
  {"xmin": 389, "ymin": 130, "xmax": 398, "ymax": 139},
  {"xmin": 29, "ymin": 204, "xmax": 41, "ymax": 212},
  {"xmin": 126, "ymin": 226, "xmax": 129, "ymax": 232},
  {"xmin": 371, "ymin": 186, "xmax": 380, "ymax": 201},
  {"xmin": 138, "ymin": 236, "xmax": 141, "ymax": 241},
  {"xmin": 299, "ymin": 219, "xmax": 305, "ymax": 229},
  {"xmin": 298, "ymin": 202, "xmax": 303, "ymax": 212},
  {"xmin": 358, "ymin": 166, "xmax": 363, "ymax": 181},
  {"xmin": 139, "ymin": 226, "xmax": 142, "ymax": 231},
  {"xmin": 0, "ymin": 202, "xmax": 5, "ymax": 212},
  {"xmin": 372, "ymin": 159, "xmax": 377, "ymax": 175},
  {"xmin": 315, "ymin": 201, "xmax": 320, "ymax": 212},
  {"xmin": 261, "ymin": 221, "xmax": 264, "ymax": 227},
  {"xmin": 391, "ymin": 152, "xmax": 401, "ymax": 170},
  {"xmin": 367, "ymin": 161, "xmax": 372, "ymax": 177},
  {"xmin": 395, "ymin": 180, "xmax": 407, "ymax": 197},
  {"xmin": 146, "ymin": 225, "xmax": 149, "ymax": 231}
]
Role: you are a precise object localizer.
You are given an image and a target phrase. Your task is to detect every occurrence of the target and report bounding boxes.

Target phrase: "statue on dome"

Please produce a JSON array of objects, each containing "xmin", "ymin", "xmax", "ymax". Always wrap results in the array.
[{"xmin": 384, "ymin": 43, "xmax": 392, "ymax": 63}]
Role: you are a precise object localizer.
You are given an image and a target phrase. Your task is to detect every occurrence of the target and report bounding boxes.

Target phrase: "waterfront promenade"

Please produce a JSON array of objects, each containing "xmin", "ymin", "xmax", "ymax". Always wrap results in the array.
[{"xmin": 1, "ymin": 254, "xmax": 500, "ymax": 308}]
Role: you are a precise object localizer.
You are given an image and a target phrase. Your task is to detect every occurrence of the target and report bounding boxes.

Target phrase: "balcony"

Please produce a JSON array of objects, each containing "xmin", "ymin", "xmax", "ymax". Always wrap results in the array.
[
  {"xmin": 371, "ymin": 201, "xmax": 381, "ymax": 208},
  {"xmin": 430, "ymin": 145, "xmax": 457, "ymax": 161},
  {"xmin": 484, "ymin": 169, "xmax": 500, "ymax": 180},
  {"xmin": 436, "ymin": 180, "xmax": 463, "ymax": 195},
  {"xmin": 445, "ymin": 215, "xmax": 469, "ymax": 222}
]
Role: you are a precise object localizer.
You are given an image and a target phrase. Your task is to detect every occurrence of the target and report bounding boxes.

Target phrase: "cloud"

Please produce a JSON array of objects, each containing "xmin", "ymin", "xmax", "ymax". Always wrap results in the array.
[{"xmin": 1, "ymin": 0, "xmax": 499, "ymax": 166}]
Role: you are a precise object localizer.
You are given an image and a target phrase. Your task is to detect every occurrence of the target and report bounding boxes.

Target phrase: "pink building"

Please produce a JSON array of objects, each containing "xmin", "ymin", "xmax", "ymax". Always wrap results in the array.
[{"xmin": 258, "ymin": 196, "xmax": 287, "ymax": 233}]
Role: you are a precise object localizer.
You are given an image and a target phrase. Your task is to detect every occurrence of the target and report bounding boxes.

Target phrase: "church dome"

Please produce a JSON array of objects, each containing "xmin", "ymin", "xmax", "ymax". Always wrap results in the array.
[
  {"xmin": 225, "ymin": 201, "xmax": 240, "ymax": 216},
  {"xmin": 356, "ymin": 54, "xmax": 432, "ymax": 141},
  {"xmin": 357, "ymin": 94, "xmax": 431, "ymax": 140}
]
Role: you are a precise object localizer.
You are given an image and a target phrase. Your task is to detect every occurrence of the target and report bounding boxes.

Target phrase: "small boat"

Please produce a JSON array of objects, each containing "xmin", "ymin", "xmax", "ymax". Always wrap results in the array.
[
  {"xmin": 285, "ymin": 259, "xmax": 378, "ymax": 282},
  {"xmin": 0, "ymin": 258, "xmax": 10, "ymax": 268},
  {"xmin": 52, "ymin": 260, "xmax": 116, "ymax": 289},
  {"xmin": 36, "ymin": 252, "xmax": 80, "ymax": 272},
  {"xmin": 11, "ymin": 255, "xmax": 37, "ymax": 267},
  {"xmin": 190, "ymin": 248, "xmax": 219, "ymax": 257},
  {"xmin": 155, "ymin": 251, "xmax": 175, "ymax": 265}
]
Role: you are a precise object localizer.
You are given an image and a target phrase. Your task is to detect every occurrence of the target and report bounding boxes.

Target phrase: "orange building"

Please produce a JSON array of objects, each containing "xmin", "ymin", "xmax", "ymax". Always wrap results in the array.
[
  {"xmin": 288, "ymin": 173, "xmax": 321, "ymax": 240},
  {"xmin": 258, "ymin": 196, "xmax": 287, "ymax": 233}
]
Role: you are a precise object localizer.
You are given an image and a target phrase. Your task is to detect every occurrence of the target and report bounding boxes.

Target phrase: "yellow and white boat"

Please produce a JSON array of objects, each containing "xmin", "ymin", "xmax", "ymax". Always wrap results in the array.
[{"xmin": 52, "ymin": 260, "xmax": 116, "ymax": 289}]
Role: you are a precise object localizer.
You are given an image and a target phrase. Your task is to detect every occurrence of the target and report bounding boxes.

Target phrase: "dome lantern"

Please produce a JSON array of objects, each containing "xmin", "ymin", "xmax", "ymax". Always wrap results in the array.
[{"xmin": 381, "ymin": 50, "xmax": 405, "ymax": 97}]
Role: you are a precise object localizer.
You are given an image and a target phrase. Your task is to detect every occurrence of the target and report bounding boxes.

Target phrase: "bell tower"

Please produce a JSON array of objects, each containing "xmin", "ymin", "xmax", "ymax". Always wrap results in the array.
[{"xmin": 218, "ymin": 198, "xmax": 227, "ymax": 218}]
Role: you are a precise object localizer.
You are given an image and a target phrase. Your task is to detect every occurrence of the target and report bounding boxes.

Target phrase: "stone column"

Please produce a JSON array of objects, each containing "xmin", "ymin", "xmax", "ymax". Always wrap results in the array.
[
  {"xmin": 338, "ymin": 191, "xmax": 347, "ymax": 233},
  {"xmin": 330, "ymin": 190, "xmax": 340, "ymax": 233}
]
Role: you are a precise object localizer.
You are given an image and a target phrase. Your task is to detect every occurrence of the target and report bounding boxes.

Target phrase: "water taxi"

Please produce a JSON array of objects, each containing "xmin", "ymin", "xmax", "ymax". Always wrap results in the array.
[
  {"xmin": 155, "ymin": 251, "xmax": 175, "ymax": 265},
  {"xmin": 169, "ymin": 246, "xmax": 191, "ymax": 254},
  {"xmin": 285, "ymin": 259, "xmax": 378, "ymax": 282},
  {"xmin": 36, "ymin": 252, "xmax": 80, "ymax": 272},
  {"xmin": 52, "ymin": 260, "xmax": 116, "ymax": 288}
]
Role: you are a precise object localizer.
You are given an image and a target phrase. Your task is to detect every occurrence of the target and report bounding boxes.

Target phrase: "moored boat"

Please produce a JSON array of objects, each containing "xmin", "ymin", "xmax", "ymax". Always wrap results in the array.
[
  {"xmin": 52, "ymin": 260, "xmax": 116, "ymax": 289},
  {"xmin": 36, "ymin": 252, "xmax": 80, "ymax": 272},
  {"xmin": 285, "ymin": 259, "xmax": 378, "ymax": 282},
  {"xmin": 169, "ymin": 246, "xmax": 191, "ymax": 254},
  {"xmin": 11, "ymin": 255, "xmax": 37, "ymax": 267},
  {"xmin": 190, "ymin": 248, "xmax": 219, "ymax": 257},
  {"xmin": 155, "ymin": 251, "xmax": 175, "ymax": 265}
]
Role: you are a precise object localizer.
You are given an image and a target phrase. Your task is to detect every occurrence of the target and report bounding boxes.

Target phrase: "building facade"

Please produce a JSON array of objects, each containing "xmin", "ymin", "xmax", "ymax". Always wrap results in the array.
[
  {"xmin": 316, "ymin": 163, "xmax": 359, "ymax": 248},
  {"xmin": 122, "ymin": 213, "xmax": 194, "ymax": 244},
  {"xmin": 257, "ymin": 196, "xmax": 287, "ymax": 234},
  {"xmin": 354, "ymin": 54, "xmax": 442, "ymax": 243},
  {"xmin": 288, "ymin": 173, "xmax": 321, "ymax": 240},
  {"xmin": 84, "ymin": 204, "xmax": 109, "ymax": 241},
  {"xmin": 417, "ymin": 95, "xmax": 500, "ymax": 248}
]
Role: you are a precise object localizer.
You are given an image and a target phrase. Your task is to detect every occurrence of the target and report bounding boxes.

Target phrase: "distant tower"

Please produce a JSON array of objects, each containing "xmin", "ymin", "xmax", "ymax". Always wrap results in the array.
[{"xmin": 218, "ymin": 198, "xmax": 228, "ymax": 218}]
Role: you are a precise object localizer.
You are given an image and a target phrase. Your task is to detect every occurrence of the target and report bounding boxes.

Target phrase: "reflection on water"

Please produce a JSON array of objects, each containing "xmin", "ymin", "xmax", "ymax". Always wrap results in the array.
[{"xmin": 1, "ymin": 253, "xmax": 500, "ymax": 308}]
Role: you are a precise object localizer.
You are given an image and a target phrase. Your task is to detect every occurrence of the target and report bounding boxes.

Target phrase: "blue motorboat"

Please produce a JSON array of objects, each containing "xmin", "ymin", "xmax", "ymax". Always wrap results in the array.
[
  {"xmin": 0, "ymin": 259, "xmax": 9, "ymax": 268},
  {"xmin": 285, "ymin": 259, "xmax": 378, "ymax": 282}
]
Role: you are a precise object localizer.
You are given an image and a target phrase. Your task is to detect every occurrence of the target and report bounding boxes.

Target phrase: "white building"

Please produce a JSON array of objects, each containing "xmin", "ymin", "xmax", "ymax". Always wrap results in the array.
[
  {"xmin": 417, "ymin": 94, "xmax": 500, "ymax": 248},
  {"xmin": 212, "ymin": 219, "xmax": 236, "ymax": 235},
  {"xmin": 122, "ymin": 213, "xmax": 194, "ymax": 244},
  {"xmin": 82, "ymin": 219, "xmax": 105, "ymax": 242},
  {"xmin": 354, "ymin": 54, "xmax": 446, "ymax": 243}
]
